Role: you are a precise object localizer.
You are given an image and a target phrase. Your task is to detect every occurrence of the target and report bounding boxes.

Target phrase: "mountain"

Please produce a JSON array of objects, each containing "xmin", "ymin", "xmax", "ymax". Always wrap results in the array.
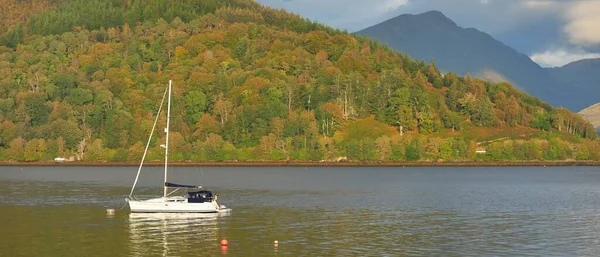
[
  {"xmin": 579, "ymin": 102, "xmax": 600, "ymax": 133},
  {"xmin": 548, "ymin": 58, "xmax": 600, "ymax": 112},
  {"xmin": 356, "ymin": 11, "xmax": 577, "ymax": 110},
  {"xmin": 0, "ymin": 0, "xmax": 597, "ymax": 162}
]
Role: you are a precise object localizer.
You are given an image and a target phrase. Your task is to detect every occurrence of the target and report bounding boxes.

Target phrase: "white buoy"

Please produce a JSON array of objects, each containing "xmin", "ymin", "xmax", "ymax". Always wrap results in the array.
[{"xmin": 106, "ymin": 209, "xmax": 115, "ymax": 215}]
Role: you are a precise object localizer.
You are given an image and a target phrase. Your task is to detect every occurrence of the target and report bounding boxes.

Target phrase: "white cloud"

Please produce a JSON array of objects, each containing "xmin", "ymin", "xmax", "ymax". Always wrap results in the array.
[
  {"xmin": 520, "ymin": 1, "xmax": 600, "ymax": 47},
  {"xmin": 530, "ymin": 49, "xmax": 600, "ymax": 67},
  {"xmin": 380, "ymin": 0, "xmax": 409, "ymax": 12},
  {"xmin": 522, "ymin": 0, "xmax": 560, "ymax": 10},
  {"xmin": 480, "ymin": 0, "xmax": 490, "ymax": 5},
  {"xmin": 564, "ymin": 1, "xmax": 600, "ymax": 46}
]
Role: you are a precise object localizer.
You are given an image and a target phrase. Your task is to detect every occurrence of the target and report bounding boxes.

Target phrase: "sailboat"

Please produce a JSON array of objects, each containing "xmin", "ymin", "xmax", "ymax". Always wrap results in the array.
[{"xmin": 127, "ymin": 80, "xmax": 230, "ymax": 213}]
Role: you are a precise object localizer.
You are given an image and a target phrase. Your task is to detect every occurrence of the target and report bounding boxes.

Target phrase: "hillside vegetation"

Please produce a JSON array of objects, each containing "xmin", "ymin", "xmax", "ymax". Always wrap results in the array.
[{"xmin": 0, "ymin": 0, "xmax": 598, "ymax": 162}]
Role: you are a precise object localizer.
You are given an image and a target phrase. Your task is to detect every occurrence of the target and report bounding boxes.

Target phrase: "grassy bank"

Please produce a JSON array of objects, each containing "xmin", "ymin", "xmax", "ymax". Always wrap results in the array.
[{"xmin": 1, "ymin": 160, "xmax": 599, "ymax": 167}]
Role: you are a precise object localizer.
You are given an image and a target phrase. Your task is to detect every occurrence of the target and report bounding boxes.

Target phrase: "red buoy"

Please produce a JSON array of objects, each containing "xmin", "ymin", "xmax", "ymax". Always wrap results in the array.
[
  {"xmin": 221, "ymin": 245, "xmax": 228, "ymax": 255},
  {"xmin": 221, "ymin": 239, "xmax": 228, "ymax": 246}
]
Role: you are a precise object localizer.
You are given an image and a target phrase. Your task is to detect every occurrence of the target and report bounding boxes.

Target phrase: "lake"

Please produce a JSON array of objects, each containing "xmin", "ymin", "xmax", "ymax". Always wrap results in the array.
[{"xmin": 1, "ymin": 166, "xmax": 600, "ymax": 256}]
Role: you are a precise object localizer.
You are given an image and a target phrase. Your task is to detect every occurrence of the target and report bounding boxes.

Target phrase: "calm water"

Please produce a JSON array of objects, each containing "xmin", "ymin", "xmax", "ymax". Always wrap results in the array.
[{"xmin": 1, "ymin": 166, "xmax": 600, "ymax": 256}]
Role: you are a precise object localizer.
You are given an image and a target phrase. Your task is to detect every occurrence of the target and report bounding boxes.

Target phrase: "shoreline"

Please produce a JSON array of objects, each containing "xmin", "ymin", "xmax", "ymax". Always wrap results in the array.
[{"xmin": 1, "ymin": 160, "xmax": 599, "ymax": 167}]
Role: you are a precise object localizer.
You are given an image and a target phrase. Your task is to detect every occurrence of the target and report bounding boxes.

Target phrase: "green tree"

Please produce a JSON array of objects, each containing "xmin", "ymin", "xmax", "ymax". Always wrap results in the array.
[
  {"xmin": 406, "ymin": 137, "xmax": 422, "ymax": 161},
  {"xmin": 8, "ymin": 137, "xmax": 25, "ymax": 161},
  {"xmin": 87, "ymin": 139, "xmax": 107, "ymax": 161},
  {"xmin": 471, "ymin": 97, "xmax": 495, "ymax": 127},
  {"xmin": 24, "ymin": 93, "xmax": 51, "ymax": 126},
  {"xmin": 397, "ymin": 105, "xmax": 416, "ymax": 131},
  {"xmin": 24, "ymin": 138, "xmax": 46, "ymax": 161},
  {"xmin": 416, "ymin": 111, "xmax": 434, "ymax": 134},
  {"xmin": 390, "ymin": 142, "xmax": 406, "ymax": 160},
  {"xmin": 52, "ymin": 73, "xmax": 78, "ymax": 99},
  {"xmin": 375, "ymin": 136, "xmax": 392, "ymax": 160},
  {"xmin": 1, "ymin": 23, "xmax": 23, "ymax": 48},
  {"xmin": 49, "ymin": 119, "xmax": 82, "ymax": 149},
  {"xmin": 105, "ymin": 110, "xmax": 133, "ymax": 148},
  {"xmin": 184, "ymin": 90, "xmax": 208, "ymax": 125},
  {"xmin": 576, "ymin": 145, "xmax": 590, "ymax": 160},
  {"xmin": 441, "ymin": 110, "xmax": 464, "ymax": 131},
  {"xmin": 65, "ymin": 88, "xmax": 94, "ymax": 107},
  {"xmin": 531, "ymin": 112, "xmax": 551, "ymax": 131}
]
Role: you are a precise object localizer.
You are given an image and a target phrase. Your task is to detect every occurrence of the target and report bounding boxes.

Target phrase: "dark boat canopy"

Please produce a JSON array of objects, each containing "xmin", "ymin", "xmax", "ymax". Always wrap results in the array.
[
  {"xmin": 187, "ymin": 190, "xmax": 215, "ymax": 203},
  {"xmin": 164, "ymin": 182, "xmax": 201, "ymax": 188}
]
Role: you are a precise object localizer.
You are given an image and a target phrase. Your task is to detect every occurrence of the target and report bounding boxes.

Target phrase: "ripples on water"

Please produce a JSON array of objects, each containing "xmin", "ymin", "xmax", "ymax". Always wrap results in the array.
[{"xmin": 2, "ymin": 166, "xmax": 600, "ymax": 256}]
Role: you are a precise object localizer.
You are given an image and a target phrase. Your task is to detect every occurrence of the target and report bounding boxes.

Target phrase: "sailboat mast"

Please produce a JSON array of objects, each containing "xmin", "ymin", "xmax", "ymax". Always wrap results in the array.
[{"xmin": 163, "ymin": 80, "xmax": 172, "ymax": 198}]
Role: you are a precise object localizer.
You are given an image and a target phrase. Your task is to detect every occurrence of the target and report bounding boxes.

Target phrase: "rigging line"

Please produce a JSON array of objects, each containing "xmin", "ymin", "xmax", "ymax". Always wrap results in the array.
[
  {"xmin": 166, "ymin": 188, "xmax": 181, "ymax": 197},
  {"xmin": 195, "ymin": 163, "xmax": 201, "ymax": 185},
  {"xmin": 193, "ymin": 162, "xmax": 198, "ymax": 187},
  {"xmin": 195, "ymin": 161, "xmax": 206, "ymax": 189},
  {"xmin": 128, "ymin": 86, "xmax": 169, "ymax": 198},
  {"xmin": 200, "ymin": 166, "xmax": 207, "ymax": 189},
  {"xmin": 116, "ymin": 200, "xmax": 128, "ymax": 211}
]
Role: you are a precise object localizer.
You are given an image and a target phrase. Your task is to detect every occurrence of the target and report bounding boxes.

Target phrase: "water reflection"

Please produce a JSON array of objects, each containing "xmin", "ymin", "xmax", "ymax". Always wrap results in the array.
[{"xmin": 128, "ymin": 212, "xmax": 230, "ymax": 256}]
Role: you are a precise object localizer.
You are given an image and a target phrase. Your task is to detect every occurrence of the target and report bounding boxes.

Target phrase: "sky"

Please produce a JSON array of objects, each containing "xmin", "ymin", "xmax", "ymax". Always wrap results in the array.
[{"xmin": 255, "ymin": 0, "xmax": 600, "ymax": 67}]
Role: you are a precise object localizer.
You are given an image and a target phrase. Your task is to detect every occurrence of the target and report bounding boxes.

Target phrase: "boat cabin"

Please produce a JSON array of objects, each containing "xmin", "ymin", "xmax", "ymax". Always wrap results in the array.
[{"xmin": 187, "ymin": 190, "xmax": 215, "ymax": 203}]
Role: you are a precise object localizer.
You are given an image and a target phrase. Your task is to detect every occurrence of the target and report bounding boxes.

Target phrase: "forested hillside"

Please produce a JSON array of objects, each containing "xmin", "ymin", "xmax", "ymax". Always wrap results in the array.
[{"xmin": 0, "ymin": 0, "xmax": 598, "ymax": 162}]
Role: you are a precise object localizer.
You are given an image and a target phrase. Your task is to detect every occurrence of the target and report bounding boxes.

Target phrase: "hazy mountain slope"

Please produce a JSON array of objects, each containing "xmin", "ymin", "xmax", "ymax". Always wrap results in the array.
[
  {"xmin": 548, "ymin": 58, "xmax": 600, "ymax": 111},
  {"xmin": 580, "ymin": 103, "xmax": 600, "ymax": 127},
  {"xmin": 579, "ymin": 103, "xmax": 600, "ymax": 135}
]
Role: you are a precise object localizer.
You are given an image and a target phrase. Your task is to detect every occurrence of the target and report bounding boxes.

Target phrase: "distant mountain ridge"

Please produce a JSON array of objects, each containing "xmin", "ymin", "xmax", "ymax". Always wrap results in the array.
[
  {"xmin": 357, "ymin": 11, "xmax": 596, "ymax": 111},
  {"xmin": 547, "ymin": 58, "xmax": 600, "ymax": 112}
]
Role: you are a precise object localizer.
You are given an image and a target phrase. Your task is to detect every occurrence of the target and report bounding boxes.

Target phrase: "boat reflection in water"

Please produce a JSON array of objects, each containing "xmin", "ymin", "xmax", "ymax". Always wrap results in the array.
[{"xmin": 128, "ymin": 212, "xmax": 230, "ymax": 256}]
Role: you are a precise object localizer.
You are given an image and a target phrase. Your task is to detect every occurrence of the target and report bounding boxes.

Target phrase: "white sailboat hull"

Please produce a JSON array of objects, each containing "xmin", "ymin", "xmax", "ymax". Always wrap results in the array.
[{"xmin": 128, "ymin": 197, "xmax": 224, "ymax": 213}]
